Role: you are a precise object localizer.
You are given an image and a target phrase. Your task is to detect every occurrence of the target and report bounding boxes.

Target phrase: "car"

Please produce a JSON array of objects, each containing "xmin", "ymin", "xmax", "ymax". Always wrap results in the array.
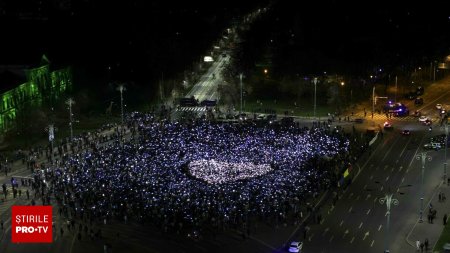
[
  {"xmin": 288, "ymin": 241, "xmax": 303, "ymax": 253},
  {"xmin": 436, "ymin": 104, "xmax": 443, "ymax": 110},
  {"xmin": 423, "ymin": 119, "xmax": 432, "ymax": 126},
  {"xmin": 419, "ymin": 116, "xmax": 429, "ymax": 122},
  {"xmin": 401, "ymin": 129, "xmax": 411, "ymax": 136},
  {"xmin": 424, "ymin": 142, "xmax": 442, "ymax": 150},
  {"xmin": 383, "ymin": 121, "xmax": 393, "ymax": 129},
  {"xmin": 412, "ymin": 110, "xmax": 421, "ymax": 117}
]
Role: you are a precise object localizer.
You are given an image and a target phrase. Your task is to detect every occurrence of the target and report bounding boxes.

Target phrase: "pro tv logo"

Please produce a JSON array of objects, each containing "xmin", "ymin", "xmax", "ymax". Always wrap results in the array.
[{"xmin": 12, "ymin": 206, "xmax": 52, "ymax": 243}]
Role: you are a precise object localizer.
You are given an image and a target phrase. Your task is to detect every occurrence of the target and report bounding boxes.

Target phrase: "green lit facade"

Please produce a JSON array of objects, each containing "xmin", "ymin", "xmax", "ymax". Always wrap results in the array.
[{"xmin": 0, "ymin": 63, "xmax": 72, "ymax": 132}]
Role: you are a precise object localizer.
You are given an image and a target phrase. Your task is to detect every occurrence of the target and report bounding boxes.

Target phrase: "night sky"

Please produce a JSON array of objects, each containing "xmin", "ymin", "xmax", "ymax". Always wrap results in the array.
[{"xmin": 1, "ymin": 0, "xmax": 449, "ymax": 88}]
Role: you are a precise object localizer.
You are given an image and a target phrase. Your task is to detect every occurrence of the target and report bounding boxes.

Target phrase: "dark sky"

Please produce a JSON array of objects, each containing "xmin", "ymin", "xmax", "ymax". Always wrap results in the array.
[
  {"xmin": 0, "ymin": 0, "xmax": 264, "ymax": 82},
  {"xmin": 252, "ymin": 0, "xmax": 450, "ymax": 76},
  {"xmin": 1, "ymin": 0, "xmax": 449, "ymax": 84}
]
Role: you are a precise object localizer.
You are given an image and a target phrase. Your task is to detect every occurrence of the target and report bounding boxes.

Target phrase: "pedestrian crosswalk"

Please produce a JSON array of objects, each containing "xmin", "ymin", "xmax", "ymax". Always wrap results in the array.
[{"xmin": 176, "ymin": 107, "xmax": 208, "ymax": 112}]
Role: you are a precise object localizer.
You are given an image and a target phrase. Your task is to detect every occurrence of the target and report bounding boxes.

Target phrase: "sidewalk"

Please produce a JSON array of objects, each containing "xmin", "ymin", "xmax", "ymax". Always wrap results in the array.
[{"xmin": 406, "ymin": 180, "xmax": 450, "ymax": 253}]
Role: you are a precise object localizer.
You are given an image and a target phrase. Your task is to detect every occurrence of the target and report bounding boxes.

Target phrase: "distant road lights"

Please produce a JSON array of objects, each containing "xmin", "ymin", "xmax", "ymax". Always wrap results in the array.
[
  {"xmin": 340, "ymin": 81, "xmax": 345, "ymax": 86},
  {"xmin": 263, "ymin": 69, "xmax": 268, "ymax": 75}
]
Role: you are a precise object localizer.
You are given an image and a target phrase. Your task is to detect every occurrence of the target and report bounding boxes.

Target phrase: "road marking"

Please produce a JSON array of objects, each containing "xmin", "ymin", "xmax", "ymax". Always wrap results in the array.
[
  {"xmin": 343, "ymin": 229, "xmax": 349, "ymax": 238},
  {"xmin": 395, "ymin": 159, "xmax": 399, "ymax": 164},
  {"xmin": 378, "ymin": 225, "xmax": 382, "ymax": 231},
  {"xmin": 399, "ymin": 166, "xmax": 403, "ymax": 171},
  {"xmin": 350, "ymin": 236, "xmax": 355, "ymax": 243},
  {"xmin": 363, "ymin": 231, "xmax": 370, "ymax": 240},
  {"xmin": 391, "ymin": 167, "xmax": 395, "ymax": 172},
  {"xmin": 366, "ymin": 194, "xmax": 371, "ymax": 200},
  {"xmin": 322, "ymin": 227, "xmax": 329, "ymax": 236},
  {"xmin": 385, "ymin": 176, "xmax": 389, "ymax": 181},
  {"xmin": 348, "ymin": 206, "xmax": 353, "ymax": 213},
  {"xmin": 406, "ymin": 168, "xmax": 409, "ymax": 173},
  {"xmin": 371, "ymin": 240, "xmax": 375, "ymax": 247},
  {"xmin": 401, "ymin": 177, "xmax": 405, "ymax": 183},
  {"xmin": 369, "ymin": 175, "xmax": 373, "ymax": 180},
  {"xmin": 383, "ymin": 165, "xmax": 388, "ymax": 170},
  {"xmin": 329, "ymin": 235, "xmax": 334, "ymax": 242},
  {"xmin": 366, "ymin": 209, "xmax": 371, "ymax": 215},
  {"xmin": 356, "ymin": 195, "xmax": 360, "ymax": 200},
  {"xmin": 374, "ymin": 197, "xmax": 378, "ymax": 203},
  {"xmin": 397, "ymin": 188, "xmax": 400, "ymax": 193},
  {"xmin": 308, "ymin": 234, "xmax": 314, "ymax": 241},
  {"xmin": 380, "ymin": 186, "xmax": 384, "ymax": 191},
  {"xmin": 339, "ymin": 220, "xmax": 344, "ymax": 226},
  {"xmin": 359, "ymin": 222, "xmax": 363, "ymax": 229},
  {"xmin": 349, "ymin": 192, "xmax": 354, "ymax": 199},
  {"xmin": 363, "ymin": 184, "xmax": 367, "ymax": 190}
]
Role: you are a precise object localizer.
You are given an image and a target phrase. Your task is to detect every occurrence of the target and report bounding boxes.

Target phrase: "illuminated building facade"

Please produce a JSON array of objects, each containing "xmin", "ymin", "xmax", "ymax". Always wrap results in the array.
[{"xmin": 0, "ymin": 57, "xmax": 72, "ymax": 132}]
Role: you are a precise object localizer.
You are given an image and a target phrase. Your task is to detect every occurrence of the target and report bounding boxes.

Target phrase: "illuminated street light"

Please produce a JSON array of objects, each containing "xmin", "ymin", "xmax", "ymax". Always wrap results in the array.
[
  {"xmin": 65, "ymin": 98, "xmax": 75, "ymax": 141},
  {"xmin": 239, "ymin": 73, "xmax": 244, "ymax": 115},
  {"xmin": 379, "ymin": 189, "xmax": 399, "ymax": 253},
  {"xmin": 313, "ymin": 77, "xmax": 318, "ymax": 120},
  {"xmin": 45, "ymin": 124, "xmax": 57, "ymax": 162},
  {"xmin": 442, "ymin": 123, "xmax": 449, "ymax": 181},
  {"xmin": 117, "ymin": 84, "xmax": 126, "ymax": 125},
  {"xmin": 416, "ymin": 152, "xmax": 432, "ymax": 222}
]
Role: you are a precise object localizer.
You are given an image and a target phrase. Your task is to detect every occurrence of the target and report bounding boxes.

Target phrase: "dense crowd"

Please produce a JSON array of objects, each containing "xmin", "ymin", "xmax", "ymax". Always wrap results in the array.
[{"xmin": 34, "ymin": 113, "xmax": 353, "ymax": 234}]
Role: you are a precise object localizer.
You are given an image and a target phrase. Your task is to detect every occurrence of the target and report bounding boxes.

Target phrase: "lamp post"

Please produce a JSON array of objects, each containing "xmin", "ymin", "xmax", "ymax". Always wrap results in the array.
[
  {"xmin": 379, "ymin": 190, "xmax": 399, "ymax": 253},
  {"xmin": 117, "ymin": 84, "xmax": 126, "ymax": 125},
  {"xmin": 372, "ymin": 86, "xmax": 375, "ymax": 119},
  {"xmin": 394, "ymin": 76, "xmax": 398, "ymax": 103},
  {"xmin": 65, "ymin": 98, "xmax": 75, "ymax": 141},
  {"xmin": 45, "ymin": 124, "xmax": 56, "ymax": 162},
  {"xmin": 239, "ymin": 73, "xmax": 243, "ymax": 115},
  {"xmin": 416, "ymin": 152, "xmax": 432, "ymax": 222},
  {"xmin": 313, "ymin": 77, "xmax": 318, "ymax": 119},
  {"xmin": 443, "ymin": 123, "xmax": 449, "ymax": 181}
]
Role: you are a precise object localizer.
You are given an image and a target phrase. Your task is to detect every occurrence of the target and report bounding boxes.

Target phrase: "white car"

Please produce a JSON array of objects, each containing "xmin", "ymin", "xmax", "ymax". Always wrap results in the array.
[
  {"xmin": 288, "ymin": 241, "xmax": 303, "ymax": 253},
  {"xmin": 436, "ymin": 104, "xmax": 443, "ymax": 110},
  {"xmin": 419, "ymin": 116, "xmax": 429, "ymax": 122}
]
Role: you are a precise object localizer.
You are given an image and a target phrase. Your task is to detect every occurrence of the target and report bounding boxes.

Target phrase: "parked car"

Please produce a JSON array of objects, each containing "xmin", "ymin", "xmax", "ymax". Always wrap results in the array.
[
  {"xmin": 424, "ymin": 142, "xmax": 442, "ymax": 150},
  {"xmin": 436, "ymin": 104, "xmax": 443, "ymax": 110}
]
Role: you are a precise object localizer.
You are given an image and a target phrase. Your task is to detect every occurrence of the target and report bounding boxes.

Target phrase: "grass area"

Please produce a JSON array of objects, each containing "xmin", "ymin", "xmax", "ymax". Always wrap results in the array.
[{"xmin": 434, "ymin": 217, "xmax": 450, "ymax": 252}]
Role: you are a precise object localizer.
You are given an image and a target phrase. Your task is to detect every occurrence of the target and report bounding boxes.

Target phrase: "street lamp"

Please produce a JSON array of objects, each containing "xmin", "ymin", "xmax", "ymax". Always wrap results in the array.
[
  {"xmin": 65, "ymin": 98, "xmax": 75, "ymax": 141},
  {"xmin": 313, "ymin": 77, "xmax": 318, "ymax": 119},
  {"xmin": 394, "ymin": 76, "xmax": 398, "ymax": 103},
  {"xmin": 372, "ymin": 86, "xmax": 375, "ymax": 119},
  {"xmin": 117, "ymin": 84, "xmax": 126, "ymax": 125},
  {"xmin": 45, "ymin": 124, "xmax": 57, "ymax": 162},
  {"xmin": 239, "ymin": 73, "xmax": 243, "ymax": 115},
  {"xmin": 416, "ymin": 152, "xmax": 432, "ymax": 223},
  {"xmin": 443, "ymin": 123, "xmax": 449, "ymax": 181},
  {"xmin": 379, "ymin": 189, "xmax": 399, "ymax": 253}
]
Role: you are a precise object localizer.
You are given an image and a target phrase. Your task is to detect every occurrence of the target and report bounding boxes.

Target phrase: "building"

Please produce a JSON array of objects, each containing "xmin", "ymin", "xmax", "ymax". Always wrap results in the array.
[{"xmin": 0, "ymin": 55, "xmax": 72, "ymax": 132}]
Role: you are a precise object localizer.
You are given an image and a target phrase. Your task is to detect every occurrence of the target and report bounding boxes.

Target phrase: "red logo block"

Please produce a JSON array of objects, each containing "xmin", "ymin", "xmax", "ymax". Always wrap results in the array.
[{"xmin": 12, "ymin": 206, "xmax": 53, "ymax": 243}]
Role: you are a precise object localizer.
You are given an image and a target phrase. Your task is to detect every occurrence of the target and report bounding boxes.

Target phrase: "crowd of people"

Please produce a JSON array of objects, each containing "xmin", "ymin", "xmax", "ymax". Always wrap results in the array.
[{"xmin": 33, "ymin": 113, "xmax": 354, "ymax": 236}]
